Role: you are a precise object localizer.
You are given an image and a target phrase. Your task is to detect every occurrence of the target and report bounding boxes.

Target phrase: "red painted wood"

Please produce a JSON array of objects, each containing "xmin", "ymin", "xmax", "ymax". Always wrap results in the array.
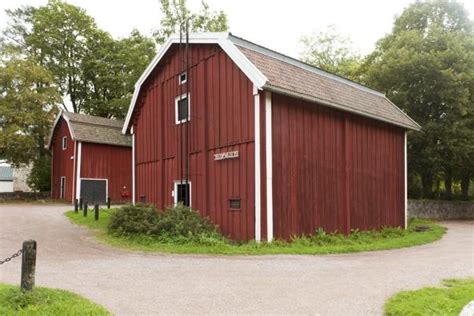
[
  {"xmin": 80, "ymin": 142, "xmax": 132, "ymax": 203},
  {"xmin": 51, "ymin": 117, "xmax": 132, "ymax": 204},
  {"xmin": 51, "ymin": 118, "xmax": 75, "ymax": 202},
  {"xmin": 271, "ymin": 92, "xmax": 405, "ymax": 239},
  {"xmin": 133, "ymin": 44, "xmax": 255, "ymax": 240}
]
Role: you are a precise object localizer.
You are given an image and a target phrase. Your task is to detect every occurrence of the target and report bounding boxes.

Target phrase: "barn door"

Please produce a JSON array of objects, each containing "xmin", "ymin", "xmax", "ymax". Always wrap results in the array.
[{"xmin": 80, "ymin": 179, "xmax": 107, "ymax": 205}]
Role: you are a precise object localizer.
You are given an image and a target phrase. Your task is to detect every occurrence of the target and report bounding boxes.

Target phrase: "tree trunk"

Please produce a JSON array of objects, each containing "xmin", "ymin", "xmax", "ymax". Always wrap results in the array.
[
  {"xmin": 444, "ymin": 173, "xmax": 452, "ymax": 200},
  {"xmin": 461, "ymin": 174, "xmax": 470, "ymax": 200},
  {"xmin": 421, "ymin": 174, "xmax": 433, "ymax": 199}
]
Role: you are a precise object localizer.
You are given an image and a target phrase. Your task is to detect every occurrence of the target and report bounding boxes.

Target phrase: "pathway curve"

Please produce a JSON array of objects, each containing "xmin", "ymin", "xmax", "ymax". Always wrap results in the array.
[{"xmin": 1, "ymin": 204, "xmax": 473, "ymax": 315}]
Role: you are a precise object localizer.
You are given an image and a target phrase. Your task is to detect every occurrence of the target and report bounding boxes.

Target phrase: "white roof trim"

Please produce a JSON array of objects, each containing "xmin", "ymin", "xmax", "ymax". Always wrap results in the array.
[
  {"xmin": 47, "ymin": 110, "xmax": 77, "ymax": 149},
  {"xmin": 122, "ymin": 32, "xmax": 268, "ymax": 134}
]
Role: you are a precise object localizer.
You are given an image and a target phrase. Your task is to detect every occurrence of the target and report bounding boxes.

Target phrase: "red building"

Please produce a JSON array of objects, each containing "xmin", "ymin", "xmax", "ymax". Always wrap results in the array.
[
  {"xmin": 49, "ymin": 111, "xmax": 132, "ymax": 204},
  {"xmin": 122, "ymin": 33, "xmax": 420, "ymax": 241}
]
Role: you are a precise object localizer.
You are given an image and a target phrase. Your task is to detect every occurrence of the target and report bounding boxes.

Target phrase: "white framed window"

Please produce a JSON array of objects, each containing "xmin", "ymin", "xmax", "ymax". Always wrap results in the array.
[
  {"xmin": 173, "ymin": 180, "xmax": 191, "ymax": 207},
  {"xmin": 60, "ymin": 176, "xmax": 66, "ymax": 200},
  {"xmin": 62, "ymin": 136, "xmax": 67, "ymax": 150},
  {"xmin": 178, "ymin": 72, "xmax": 187, "ymax": 85},
  {"xmin": 175, "ymin": 93, "xmax": 190, "ymax": 124}
]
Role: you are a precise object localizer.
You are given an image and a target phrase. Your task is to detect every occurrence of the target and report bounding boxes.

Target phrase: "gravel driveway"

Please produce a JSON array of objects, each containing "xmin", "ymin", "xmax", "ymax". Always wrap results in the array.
[{"xmin": 0, "ymin": 204, "xmax": 473, "ymax": 315}]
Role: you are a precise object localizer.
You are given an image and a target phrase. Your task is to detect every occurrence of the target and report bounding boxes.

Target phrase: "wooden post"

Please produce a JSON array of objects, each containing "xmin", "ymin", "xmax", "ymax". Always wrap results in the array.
[
  {"xmin": 94, "ymin": 204, "xmax": 99, "ymax": 221},
  {"xmin": 107, "ymin": 197, "xmax": 111, "ymax": 209},
  {"xmin": 79, "ymin": 197, "xmax": 83, "ymax": 210},
  {"xmin": 74, "ymin": 199, "xmax": 78, "ymax": 213},
  {"xmin": 83, "ymin": 202, "xmax": 88, "ymax": 217},
  {"xmin": 20, "ymin": 240, "xmax": 36, "ymax": 292}
]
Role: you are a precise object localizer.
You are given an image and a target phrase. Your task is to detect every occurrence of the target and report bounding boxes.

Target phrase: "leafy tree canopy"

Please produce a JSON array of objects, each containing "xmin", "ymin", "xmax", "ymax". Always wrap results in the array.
[
  {"xmin": 299, "ymin": 25, "xmax": 362, "ymax": 80},
  {"xmin": 361, "ymin": 0, "xmax": 474, "ymax": 198},
  {"xmin": 0, "ymin": 57, "xmax": 60, "ymax": 166},
  {"xmin": 153, "ymin": 0, "xmax": 229, "ymax": 44}
]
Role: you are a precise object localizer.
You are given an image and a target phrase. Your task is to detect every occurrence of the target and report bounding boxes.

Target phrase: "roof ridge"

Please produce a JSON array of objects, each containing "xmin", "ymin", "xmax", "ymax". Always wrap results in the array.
[
  {"xmin": 71, "ymin": 120, "xmax": 123, "ymax": 129},
  {"xmin": 63, "ymin": 112, "xmax": 124, "ymax": 126},
  {"xmin": 228, "ymin": 33, "xmax": 385, "ymax": 98}
]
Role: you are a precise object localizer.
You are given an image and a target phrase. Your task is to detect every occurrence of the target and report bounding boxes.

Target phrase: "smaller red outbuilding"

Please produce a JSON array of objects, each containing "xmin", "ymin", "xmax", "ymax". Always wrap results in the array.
[{"xmin": 48, "ymin": 111, "xmax": 132, "ymax": 205}]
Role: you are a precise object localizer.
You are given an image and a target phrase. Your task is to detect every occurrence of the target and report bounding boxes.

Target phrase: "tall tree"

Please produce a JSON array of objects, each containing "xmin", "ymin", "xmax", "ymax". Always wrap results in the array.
[
  {"xmin": 153, "ymin": 0, "xmax": 229, "ymax": 44},
  {"xmin": 0, "ymin": 57, "xmax": 60, "ymax": 165},
  {"xmin": 300, "ymin": 25, "xmax": 361, "ymax": 80},
  {"xmin": 361, "ymin": 0, "xmax": 474, "ymax": 198},
  {"xmin": 2, "ymin": 1, "xmax": 158, "ymax": 119},
  {"xmin": 3, "ymin": 0, "xmax": 97, "ymax": 113},
  {"xmin": 82, "ymin": 29, "xmax": 156, "ymax": 119}
]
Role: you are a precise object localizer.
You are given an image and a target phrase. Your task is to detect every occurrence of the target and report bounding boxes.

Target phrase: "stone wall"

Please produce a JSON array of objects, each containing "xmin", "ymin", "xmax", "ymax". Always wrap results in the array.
[
  {"xmin": 408, "ymin": 199, "xmax": 474, "ymax": 220},
  {"xmin": 0, "ymin": 191, "xmax": 50, "ymax": 201}
]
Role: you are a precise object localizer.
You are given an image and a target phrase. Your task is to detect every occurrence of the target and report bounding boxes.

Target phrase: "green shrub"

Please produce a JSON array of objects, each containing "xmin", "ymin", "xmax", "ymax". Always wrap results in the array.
[
  {"xmin": 108, "ymin": 204, "xmax": 160, "ymax": 236},
  {"xmin": 156, "ymin": 204, "xmax": 220, "ymax": 240},
  {"xmin": 108, "ymin": 203, "xmax": 222, "ymax": 243}
]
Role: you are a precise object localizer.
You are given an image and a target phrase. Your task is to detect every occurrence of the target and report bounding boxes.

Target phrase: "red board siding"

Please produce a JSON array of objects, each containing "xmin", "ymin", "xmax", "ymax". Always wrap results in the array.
[
  {"xmin": 133, "ymin": 44, "xmax": 255, "ymax": 240},
  {"xmin": 80, "ymin": 142, "xmax": 132, "ymax": 203},
  {"xmin": 271, "ymin": 92, "xmax": 405, "ymax": 239},
  {"xmin": 51, "ymin": 118, "xmax": 75, "ymax": 202}
]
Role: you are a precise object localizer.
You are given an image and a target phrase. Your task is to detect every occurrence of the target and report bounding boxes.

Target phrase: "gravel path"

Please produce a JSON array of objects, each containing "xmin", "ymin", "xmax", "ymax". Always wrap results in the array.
[{"xmin": 1, "ymin": 204, "xmax": 473, "ymax": 315}]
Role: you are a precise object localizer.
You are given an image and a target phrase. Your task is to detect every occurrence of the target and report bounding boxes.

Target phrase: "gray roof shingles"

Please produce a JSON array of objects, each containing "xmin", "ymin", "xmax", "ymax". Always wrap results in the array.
[
  {"xmin": 61, "ymin": 112, "xmax": 131, "ymax": 147},
  {"xmin": 231, "ymin": 35, "xmax": 420, "ymax": 130}
]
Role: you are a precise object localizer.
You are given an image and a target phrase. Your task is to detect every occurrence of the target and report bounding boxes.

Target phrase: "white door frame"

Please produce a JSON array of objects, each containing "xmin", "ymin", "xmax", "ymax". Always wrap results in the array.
[
  {"xmin": 173, "ymin": 180, "xmax": 192, "ymax": 207},
  {"xmin": 79, "ymin": 178, "xmax": 109, "ymax": 202},
  {"xmin": 60, "ymin": 176, "xmax": 66, "ymax": 200}
]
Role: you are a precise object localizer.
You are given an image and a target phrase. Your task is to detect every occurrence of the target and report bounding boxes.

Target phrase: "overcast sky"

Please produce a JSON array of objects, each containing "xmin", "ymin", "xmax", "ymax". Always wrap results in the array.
[{"xmin": 1, "ymin": 0, "xmax": 473, "ymax": 58}]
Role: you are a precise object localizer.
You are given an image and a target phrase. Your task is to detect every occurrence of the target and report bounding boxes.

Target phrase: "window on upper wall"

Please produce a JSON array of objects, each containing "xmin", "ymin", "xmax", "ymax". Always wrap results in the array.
[
  {"xmin": 175, "ymin": 94, "xmax": 190, "ymax": 124},
  {"xmin": 62, "ymin": 136, "xmax": 67, "ymax": 150},
  {"xmin": 178, "ymin": 72, "xmax": 187, "ymax": 85}
]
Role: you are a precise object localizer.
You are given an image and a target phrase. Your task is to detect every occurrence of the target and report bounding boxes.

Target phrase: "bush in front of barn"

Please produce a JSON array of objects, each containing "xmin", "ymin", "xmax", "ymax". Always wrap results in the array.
[
  {"xmin": 108, "ymin": 203, "xmax": 224, "ymax": 244},
  {"xmin": 108, "ymin": 204, "xmax": 160, "ymax": 236}
]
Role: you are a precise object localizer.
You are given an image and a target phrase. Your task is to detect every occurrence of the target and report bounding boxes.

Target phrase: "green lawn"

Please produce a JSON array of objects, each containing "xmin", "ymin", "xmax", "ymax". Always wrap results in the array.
[
  {"xmin": 0, "ymin": 283, "xmax": 110, "ymax": 315},
  {"xmin": 66, "ymin": 208, "xmax": 446, "ymax": 255},
  {"xmin": 385, "ymin": 278, "xmax": 474, "ymax": 316}
]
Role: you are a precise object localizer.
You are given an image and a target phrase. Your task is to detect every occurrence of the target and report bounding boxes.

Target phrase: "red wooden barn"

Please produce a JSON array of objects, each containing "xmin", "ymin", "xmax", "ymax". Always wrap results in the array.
[
  {"xmin": 122, "ymin": 32, "xmax": 420, "ymax": 241},
  {"xmin": 49, "ymin": 111, "xmax": 132, "ymax": 205}
]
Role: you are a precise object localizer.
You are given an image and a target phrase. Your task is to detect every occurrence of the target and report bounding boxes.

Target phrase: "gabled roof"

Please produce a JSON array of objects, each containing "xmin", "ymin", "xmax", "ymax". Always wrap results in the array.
[
  {"xmin": 122, "ymin": 32, "xmax": 420, "ymax": 133},
  {"xmin": 48, "ymin": 111, "xmax": 132, "ymax": 148}
]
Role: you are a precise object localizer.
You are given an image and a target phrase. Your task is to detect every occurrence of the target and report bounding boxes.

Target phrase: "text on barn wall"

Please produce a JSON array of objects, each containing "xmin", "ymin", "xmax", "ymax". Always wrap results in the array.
[{"xmin": 214, "ymin": 151, "xmax": 239, "ymax": 161}]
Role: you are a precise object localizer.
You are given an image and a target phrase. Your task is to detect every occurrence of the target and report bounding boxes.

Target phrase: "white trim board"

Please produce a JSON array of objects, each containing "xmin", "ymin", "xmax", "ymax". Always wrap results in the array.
[
  {"xmin": 253, "ymin": 86, "xmax": 261, "ymax": 242},
  {"xmin": 75, "ymin": 142, "xmax": 82, "ymax": 200},
  {"xmin": 72, "ymin": 140, "xmax": 77, "ymax": 203},
  {"xmin": 265, "ymin": 91, "xmax": 273, "ymax": 242},
  {"xmin": 404, "ymin": 132, "xmax": 408, "ymax": 229},
  {"xmin": 48, "ymin": 110, "xmax": 76, "ymax": 149},
  {"xmin": 131, "ymin": 126, "xmax": 136, "ymax": 205}
]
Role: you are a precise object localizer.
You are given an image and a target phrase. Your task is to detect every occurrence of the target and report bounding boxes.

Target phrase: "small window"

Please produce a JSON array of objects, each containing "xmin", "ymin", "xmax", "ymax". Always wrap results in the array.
[
  {"xmin": 229, "ymin": 198, "xmax": 241, "ymax": 210},
  {"xmin": 178, "ymin": 72, "xmax": 187, "ymax": 85},
  {"xmin": 174, "ymin": 181, "xmax": 191, "ymax": 207},
  {"xmin": 175, "ymin": 94, "xmax": 190, "ymax": 124},
  {"xmin": 62, "ymin": 136, "xmax": 67, "ymax": 150}
]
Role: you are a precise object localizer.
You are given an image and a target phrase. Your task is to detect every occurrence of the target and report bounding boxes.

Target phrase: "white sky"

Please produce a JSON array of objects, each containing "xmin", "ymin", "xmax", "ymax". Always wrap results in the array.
[{"xmin": 1, "ymin": 0, "xmax": 473, "ymax": 58}]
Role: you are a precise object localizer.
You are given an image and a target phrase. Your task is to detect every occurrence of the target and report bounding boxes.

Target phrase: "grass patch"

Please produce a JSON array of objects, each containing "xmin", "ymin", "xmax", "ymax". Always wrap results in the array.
[
  {"xmin": 385, "ymin": 278, "xmax": 474, "ymax": 316},
  {"xmin": 66, "ymin": 208, "xmax": 446, "ymax": 255},
  {"xmin": 0, "ymin": 283, "xmax": 110, "ymax": 315}
]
